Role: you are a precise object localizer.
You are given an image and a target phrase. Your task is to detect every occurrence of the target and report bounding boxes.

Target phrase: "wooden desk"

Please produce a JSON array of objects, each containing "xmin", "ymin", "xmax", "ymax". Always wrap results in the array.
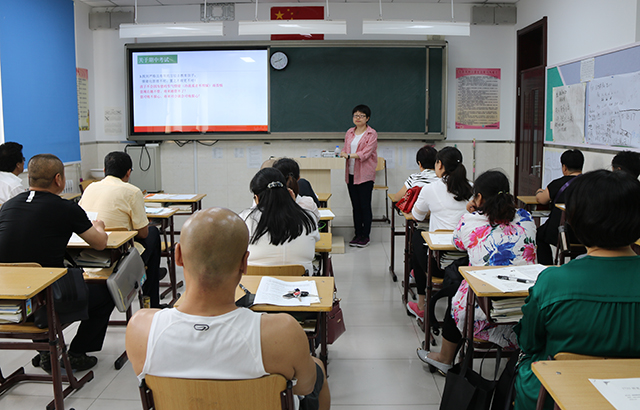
[
  {"xmin": 316, "ymin": 233, "xmax": 333, "ymax": 276},
  {"xmin": 532, "ymin": 359, "xmax": 640, "ymax": 410},
  {"xmin": 147, "ymin": 208, "xmax": 181, "ymax": 304},
  {"xmin": 422, "ymin": 231, "xmax": 457, "ymax": 348},
  {"xmin": 144, "ymin": 193, "xmax": 206, "ymax": 215},
  {"xmin": 0, "ymin": 267, "xmax": 93, "ymax": 410},
  {"xmin": 317, "ymin": 193, "xmax": 331, "ymax": 208},
  {"xmin": 402, "ymin": 213, "xmax": 417, "ymax": 308},
  {"xmin": 67, "ymin": 231, "xmax": 137, "ymax": 250},
  {"xmin": 459, "ymin": 266, "xmax": 531, "ymax": 357}
]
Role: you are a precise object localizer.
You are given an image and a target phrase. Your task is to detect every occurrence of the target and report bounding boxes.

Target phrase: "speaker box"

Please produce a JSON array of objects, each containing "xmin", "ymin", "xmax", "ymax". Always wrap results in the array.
[
  {"xmin": 471, "ymin": 6, "xmax": 494, "ymax": 25},
  {"xmin": 494, "ymin": 7, "xmax": 517, "ymax": 25}
]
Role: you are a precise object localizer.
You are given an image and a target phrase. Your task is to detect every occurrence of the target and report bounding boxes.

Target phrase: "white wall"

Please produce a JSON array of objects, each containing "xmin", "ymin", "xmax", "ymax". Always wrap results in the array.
[{"xmin": 75, "ymin": 2, "xmax": 519, "ymax": 232}]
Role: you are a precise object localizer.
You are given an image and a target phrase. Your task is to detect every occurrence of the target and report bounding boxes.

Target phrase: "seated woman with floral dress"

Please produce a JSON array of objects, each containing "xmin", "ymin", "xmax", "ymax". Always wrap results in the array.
[{"xmin": 418, "ymin": 170, "xmax": 537, "ymax": 373}]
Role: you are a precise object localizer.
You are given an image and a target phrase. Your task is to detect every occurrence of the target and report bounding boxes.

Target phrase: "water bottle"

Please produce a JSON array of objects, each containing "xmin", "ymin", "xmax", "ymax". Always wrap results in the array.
[{"xmin": 334, "ymin": 145, "xmax": 340, "ymax": 157}]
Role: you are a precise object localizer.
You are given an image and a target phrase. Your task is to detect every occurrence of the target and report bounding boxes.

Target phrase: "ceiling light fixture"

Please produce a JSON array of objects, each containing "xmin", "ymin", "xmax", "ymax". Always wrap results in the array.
[
  {"xmin": 119, "ymin": 0, "xmax": 223, "ymax": 39},
  {"xmin": 363, "ymin": 0, "xmax": 470, "ymax": 37}
]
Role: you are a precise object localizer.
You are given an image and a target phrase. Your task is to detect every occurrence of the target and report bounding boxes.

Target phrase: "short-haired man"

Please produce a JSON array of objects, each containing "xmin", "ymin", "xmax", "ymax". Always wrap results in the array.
[
  {"xmin": 0, "ymin": 154, "xmax": 114, "ymax": 371},
  {"xmin": 0, "ymin": 141, "xmax": 26, "ymax": 204},
  {"xmin": 126, "ymin": 208, "xmax": 330, "ymax": 410},
  {"xmin": 535, "ymin": 149, "xmax": 584, "ymax": 265},
  {"xmin": 79, "ymin": 151, "xmax": 164, "ymax": 308},
  {"xmin": 612, "ymin": 150, "xmax": 640, "ymax": 179}
]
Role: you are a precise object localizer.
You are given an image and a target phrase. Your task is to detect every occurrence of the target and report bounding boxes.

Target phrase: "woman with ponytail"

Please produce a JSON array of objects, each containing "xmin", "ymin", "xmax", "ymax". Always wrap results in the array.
[
  {"xmin": 418, "ymin": 170, "xmax": 537, "ymax": 375},
  {"xmin": 407, "ymin": 146, "xmax": 472, "ymax": 320},
  {"xmin": 239, "ymin": 167, "xmax": 320, "ymax": 274},
  {"xmin": 272, "ymin": 157, "xmax": 320, "ymax": 223}
]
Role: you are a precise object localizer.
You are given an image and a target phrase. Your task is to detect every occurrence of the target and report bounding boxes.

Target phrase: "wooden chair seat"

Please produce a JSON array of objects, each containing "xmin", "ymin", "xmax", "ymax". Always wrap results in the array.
[
  {"xmin": 0, "ymin": 323, "xmax": 49, "ymax": 335},
  {"xmin": 373, "ymin": 185, "xmax": 388, "ymax": 190},
  {"xmin": 141, "ymin": 374, "xmax": 294, "ymax": 410}
]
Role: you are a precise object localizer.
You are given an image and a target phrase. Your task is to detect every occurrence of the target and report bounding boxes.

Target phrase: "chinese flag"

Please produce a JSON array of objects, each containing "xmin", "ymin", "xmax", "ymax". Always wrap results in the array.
[{"xmin": 270, "ymin": 6, "xmax": 324, "ymax": 41}]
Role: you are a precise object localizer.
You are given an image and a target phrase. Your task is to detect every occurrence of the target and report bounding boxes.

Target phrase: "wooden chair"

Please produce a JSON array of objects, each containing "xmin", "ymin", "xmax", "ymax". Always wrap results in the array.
[
  {"xmin": 372, "ymin": 157, "xmax": 390, "ymax": 223},
  {"xmin": 79, "ymin": 178, "xmax": 100, "ymax": 193},
  {"xmin": 140, "ymin": 374, "xmax": 295, "ymax": 410},
  {"xmin": 535, "ymin": 352, "xmax": 625, "ymax": 410},
  {"xmin": 246, "ymin": 264, "xmax": 307, "ymax": 276},
  {"xmin": 0, "ymin": 262, "xmax": 42, "ymax": 268}
]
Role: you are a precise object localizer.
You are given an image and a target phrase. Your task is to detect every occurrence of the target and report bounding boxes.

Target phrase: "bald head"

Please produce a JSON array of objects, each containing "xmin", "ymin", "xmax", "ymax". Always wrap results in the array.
[
  {"xmin": 180, "ymin": 208, "xmax": 249, "ymax": 286},
  {"xmin": 28, "ymin": 154, "xmax": 64, "ymax": 189}
]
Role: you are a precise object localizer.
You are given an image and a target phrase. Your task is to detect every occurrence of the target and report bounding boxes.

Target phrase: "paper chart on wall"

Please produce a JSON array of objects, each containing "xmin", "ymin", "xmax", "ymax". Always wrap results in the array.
[
  {"xmin": 379, "ymin": 147, "xmax": 395, "ymax": 169},
  {"xmin": 587, "ymin": 70, "xmax": 640, "ymax": 148},
  {"xmin": 552, "ymin": 83, "xmax": 586, "ymax": 144}
]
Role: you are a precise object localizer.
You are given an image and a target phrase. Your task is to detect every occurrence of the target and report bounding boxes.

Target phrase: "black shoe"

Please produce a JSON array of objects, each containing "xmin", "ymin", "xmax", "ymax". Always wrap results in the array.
[
  {"xmin": 63, "ymin": 352, "xmax": 98, "ymax": 371},
  {"xmin": 158, "ymin": 267, "xmax": 168, "ymax": 281}
]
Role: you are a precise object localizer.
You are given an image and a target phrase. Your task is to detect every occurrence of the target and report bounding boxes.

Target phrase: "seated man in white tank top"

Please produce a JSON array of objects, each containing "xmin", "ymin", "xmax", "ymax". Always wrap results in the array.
[{"xmin": 126, "ymin": 208, "xmax": 330, "ymax": 410}]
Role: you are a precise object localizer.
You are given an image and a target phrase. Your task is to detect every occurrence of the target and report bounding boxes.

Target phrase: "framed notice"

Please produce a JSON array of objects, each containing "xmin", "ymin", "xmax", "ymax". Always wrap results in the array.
[
  {"xmin": 455, "ymin": 68, "xmax": 500, "ymax": 129},
  {"xmin": 76, "ymin": 68, "xmax": 89, "ymax": 131}
]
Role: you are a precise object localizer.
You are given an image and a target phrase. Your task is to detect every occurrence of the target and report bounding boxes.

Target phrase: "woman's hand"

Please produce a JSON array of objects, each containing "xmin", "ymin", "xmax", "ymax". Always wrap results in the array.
[
  {"xmin": 287, "ymin": 188, "xmax": 296, "ymax": 200},
  {"xmin": 339, "ymin": 152, "xmax": 349, "ymax": 159}
]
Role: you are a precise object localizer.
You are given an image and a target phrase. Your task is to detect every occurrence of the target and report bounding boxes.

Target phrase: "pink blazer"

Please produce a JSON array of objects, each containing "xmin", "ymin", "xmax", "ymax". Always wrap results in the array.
[{"xmin": 342, "ymin": 125, "xmax": 378, "ymax": 185}]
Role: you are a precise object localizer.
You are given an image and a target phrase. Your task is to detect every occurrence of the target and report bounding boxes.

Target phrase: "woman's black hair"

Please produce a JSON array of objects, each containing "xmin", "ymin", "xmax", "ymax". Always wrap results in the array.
[
  {"xmin": 437, "ymin": 146, "xmax": 473, "ymax": 201},
  {"xmin": 272, "ymin": 157, "xmax": 300, "ymax": 197},
  {"xmin": 416, "ymin": 145, "xmax": 437, "ymax": 169},
  {"xmin": 566, "ymin": 169, "xmax": 640, "ymax": 248},
  {"xmin": 473, "ymin": 170, "xmax": 516, "ymax": 226},
  {"xmin": 352, "ymin": 104, "xmax": 371, "ymax": 119},
  {"xmin": 246, "ymin": 168, "xmax": 316, "ymax": 246}
]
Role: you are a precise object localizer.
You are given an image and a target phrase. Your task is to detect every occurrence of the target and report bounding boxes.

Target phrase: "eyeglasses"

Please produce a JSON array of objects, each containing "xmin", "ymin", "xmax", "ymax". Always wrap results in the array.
[{"xmin": 353, "ymin": 114, "xmax": 367, "ymax": 119}]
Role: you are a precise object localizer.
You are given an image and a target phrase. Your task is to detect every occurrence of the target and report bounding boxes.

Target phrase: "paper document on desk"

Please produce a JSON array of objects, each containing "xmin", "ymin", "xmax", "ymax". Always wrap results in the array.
[
  {"xmin": 590, "ymin": 378, "xmax": 640, "ymax": 410},
  {"xmin": 145, "ymin": 207, "xmax": 174, "ymax": 215},
  {"xmin": 253, "ymin": 277, "xmax": 320, "ymax": 307},
  {"xmin": 319, "ymin": 209, "xmax": 335, "ymax": 218},
  {"xmin": 145, "ymin": 194, "xmax": 173, "ymax": 200},
  {"xmin": 68, "ymin": 231, "xmax": 111, "ymax": 246},
  {"xmin": 466, "ymin": 264, "xmax": 547, "ymax": 293},
  {"xmin": 171, "ymin": 194, "xmax": 197, "ymax": 200},
  {"xmin": 428, "ymin": 233, "xmax": 454, "ymax": 246}
]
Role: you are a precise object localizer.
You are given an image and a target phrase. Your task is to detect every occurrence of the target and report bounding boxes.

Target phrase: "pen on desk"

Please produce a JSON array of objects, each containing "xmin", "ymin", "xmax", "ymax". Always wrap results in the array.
[
  {"xmin": 239, "ymin": 283, "xmax": 250, "ymax": 295},
  {"xmin": 497, "ymin": 275, "xmax": 534, "ymax": 284}
]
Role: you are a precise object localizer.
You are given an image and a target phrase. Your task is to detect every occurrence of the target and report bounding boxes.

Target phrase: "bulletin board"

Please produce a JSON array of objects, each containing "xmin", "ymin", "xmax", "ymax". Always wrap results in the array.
[{"xmin": 546, "ymin": 41, "xmax": 640, "ymax": 149}]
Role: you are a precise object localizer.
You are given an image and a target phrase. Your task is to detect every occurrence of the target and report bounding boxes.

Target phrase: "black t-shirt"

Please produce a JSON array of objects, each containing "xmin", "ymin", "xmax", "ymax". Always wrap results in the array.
[
  {"xmin": 0, "ymin": 191, "xmax": 93, "ymax": 267},
  {"xmin": 542, "ymin": 175, "xmax": 576, "ymax": 244},
  {"xmin": 298, "ymin": 178, "xmax": 320, "ymax": 207}
]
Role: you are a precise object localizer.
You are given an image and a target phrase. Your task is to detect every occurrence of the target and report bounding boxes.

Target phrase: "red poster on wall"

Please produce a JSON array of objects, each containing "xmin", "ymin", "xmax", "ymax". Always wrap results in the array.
[{"xmin": 270, "ymin": 6, "xmax": 324, "ymax": 41}]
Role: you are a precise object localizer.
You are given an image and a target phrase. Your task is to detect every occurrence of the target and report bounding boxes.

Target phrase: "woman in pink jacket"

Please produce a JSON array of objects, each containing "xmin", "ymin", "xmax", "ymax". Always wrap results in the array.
[{"xmin": 340, "ymin": 104, "xmax": 378, "ymax": 248}]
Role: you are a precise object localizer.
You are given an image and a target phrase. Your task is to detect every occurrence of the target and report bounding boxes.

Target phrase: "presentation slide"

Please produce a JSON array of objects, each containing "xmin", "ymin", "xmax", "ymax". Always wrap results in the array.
[{"xmin": 131, "ymin": 49, "xmax": 268, "ymax": 133}]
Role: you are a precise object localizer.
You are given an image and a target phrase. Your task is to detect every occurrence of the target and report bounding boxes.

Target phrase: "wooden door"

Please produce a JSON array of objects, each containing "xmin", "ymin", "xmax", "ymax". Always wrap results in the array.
[
  {"xmin": 517, "ymin": 66, "xmax": 545, "ymax": 195},
  {"xmin": 514, "ymin": 17, "xmax": 547, "ymax": 196}
]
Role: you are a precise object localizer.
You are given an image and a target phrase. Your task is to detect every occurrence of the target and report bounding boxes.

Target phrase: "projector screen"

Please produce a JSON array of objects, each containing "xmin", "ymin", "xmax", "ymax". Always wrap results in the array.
[{"xmin": 128, "ymin": 47, "xmax": 269, "ymax": 137}]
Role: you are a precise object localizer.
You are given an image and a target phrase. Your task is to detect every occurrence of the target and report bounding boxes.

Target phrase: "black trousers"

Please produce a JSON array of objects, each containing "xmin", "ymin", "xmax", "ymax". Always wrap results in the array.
[
  {"xmin": 411, "ymin": 229, "xmax": 443, "ymax": 296},
  {"xmin": 69, "ymin": 283, "xmax": 115, "ymax": 354},
  {"xmin": 136, "ymin": 225, "xmax": 162, "ymax": 308},
  {"xmin": 441, "ymin": 298, "xmax": 463, "ymax": 345},
  {"xmin": 347, "ymin": 175, "xmax": 374, "ymax": 239}
]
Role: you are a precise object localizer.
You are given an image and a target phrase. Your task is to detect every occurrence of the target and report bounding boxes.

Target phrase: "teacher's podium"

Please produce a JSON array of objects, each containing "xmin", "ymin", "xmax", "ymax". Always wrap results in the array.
[{"xmin": 298, "ymin": 157, "xmax": 344, "ymax": 253}]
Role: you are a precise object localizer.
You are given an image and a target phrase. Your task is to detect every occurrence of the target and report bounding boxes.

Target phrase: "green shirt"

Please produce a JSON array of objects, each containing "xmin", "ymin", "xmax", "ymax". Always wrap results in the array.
[{"xmin": 514, "ymin": 255, "xmax": 640, "ymax": 410}]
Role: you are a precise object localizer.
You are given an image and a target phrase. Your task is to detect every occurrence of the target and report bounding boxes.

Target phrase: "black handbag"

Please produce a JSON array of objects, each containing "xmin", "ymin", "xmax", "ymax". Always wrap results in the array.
[
  {"xmin": 34, "ymin": 267, "xmax": 89, "ymax": 328},
  {"xmin": 439, "ymin": 338, "xmax": 501, "ymax": 410},
  {"xmin": 490, "ymin": 349, "xmax": 521, "ymax": 410}
]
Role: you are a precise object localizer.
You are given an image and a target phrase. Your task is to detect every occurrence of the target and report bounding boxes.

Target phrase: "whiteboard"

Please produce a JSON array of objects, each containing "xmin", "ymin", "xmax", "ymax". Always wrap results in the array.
[{"xmin": 587, "ymin": 71, "xmax": 640, "ymax": 147}]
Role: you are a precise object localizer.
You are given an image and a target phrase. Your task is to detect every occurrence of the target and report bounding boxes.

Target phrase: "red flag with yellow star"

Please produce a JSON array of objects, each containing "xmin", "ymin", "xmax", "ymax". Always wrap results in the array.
[{"xmin": 270, "ymin": 6, "xmax": 325, "ymax": 41}]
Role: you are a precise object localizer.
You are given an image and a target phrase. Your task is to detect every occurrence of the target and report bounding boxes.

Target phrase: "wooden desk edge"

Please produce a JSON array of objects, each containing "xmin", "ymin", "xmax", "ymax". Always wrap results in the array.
[
  {"xmin": 459, "ymin": 266, "xmax": 530, "ymax": 298},
  {"xmin": 421, "ymin": 231, "xmax": 457, "ymax": 251},
  {"xmin": 144, "ymin": 193, "xmax": 206, "ymax": 203},
  {"xmin": 0, "ymin": 267, "xmax": 67, "ymax": 299}
]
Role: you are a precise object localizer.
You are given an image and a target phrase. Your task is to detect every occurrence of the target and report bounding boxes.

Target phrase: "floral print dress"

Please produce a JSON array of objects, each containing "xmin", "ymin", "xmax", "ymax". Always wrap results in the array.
[{"xmin": 452, "ymin": 208, "xmax": 537, "ymax": 347}]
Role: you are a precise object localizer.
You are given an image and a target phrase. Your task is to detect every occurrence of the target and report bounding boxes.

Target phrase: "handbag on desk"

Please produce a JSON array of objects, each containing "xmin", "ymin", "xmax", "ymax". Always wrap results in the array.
[{"xmin": 395, "ymin": 186, "xmax": 422, "ymax": 213}]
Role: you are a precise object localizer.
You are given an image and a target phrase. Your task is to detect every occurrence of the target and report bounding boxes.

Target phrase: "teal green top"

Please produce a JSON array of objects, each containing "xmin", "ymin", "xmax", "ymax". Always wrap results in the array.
[{"xmin": 514, "ymin": 255, "xmax": 640, "ymax": 410}]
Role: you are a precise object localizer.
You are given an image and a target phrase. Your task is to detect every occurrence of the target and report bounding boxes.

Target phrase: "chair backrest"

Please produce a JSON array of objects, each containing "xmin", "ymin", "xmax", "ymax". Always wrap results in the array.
[
  {"xmin": 0, "ymin": 262, "xmax": 42, "ymax": 267},
  {"xmin": 246, "ymin": 265, "xmax": 306, "ymax": 276},
  {"xmin": 375, "ymin": 157, "xmax": 385, "ymax": 172},
  {"xmin": 142, "ymin": 374, "xmax": 293, "ymax": 410}
]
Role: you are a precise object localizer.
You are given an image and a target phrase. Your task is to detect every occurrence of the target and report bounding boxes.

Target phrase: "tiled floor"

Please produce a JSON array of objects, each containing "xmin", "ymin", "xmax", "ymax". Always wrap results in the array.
[{"xmin": 0, "ymin": 226, "xmax": 446, "ymax": 409}]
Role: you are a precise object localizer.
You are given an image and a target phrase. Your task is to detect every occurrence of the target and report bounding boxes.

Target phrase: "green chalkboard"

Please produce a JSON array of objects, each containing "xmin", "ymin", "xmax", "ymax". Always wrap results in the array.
[{"xmin": 270, "ymin": 45, "xmax": 444, "ymax": 135}]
